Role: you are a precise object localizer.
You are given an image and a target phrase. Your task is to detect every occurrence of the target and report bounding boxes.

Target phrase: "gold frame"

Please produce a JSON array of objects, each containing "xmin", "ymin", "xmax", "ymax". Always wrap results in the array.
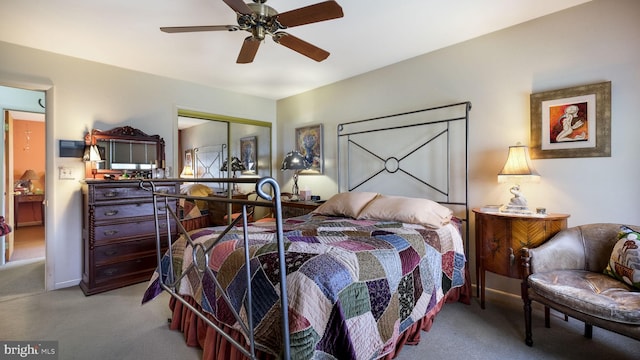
[
  {"xmin": 295, "ymin": 124, "xmax": 323, "ymax": 174},
  {"xmin": 530, "ymin": 81, "xmax": 611, "ymax": 159}
]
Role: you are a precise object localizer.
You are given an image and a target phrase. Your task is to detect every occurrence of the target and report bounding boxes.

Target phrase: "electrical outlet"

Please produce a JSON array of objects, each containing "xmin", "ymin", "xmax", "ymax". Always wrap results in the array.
[{"xmin": 59, "ymin": 167, "xmax": 74, "ymax": 180}]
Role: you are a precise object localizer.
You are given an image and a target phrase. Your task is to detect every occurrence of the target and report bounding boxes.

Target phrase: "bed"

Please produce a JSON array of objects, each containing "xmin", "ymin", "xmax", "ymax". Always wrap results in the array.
[{"xmin": 142, "ymin": 102, "xmax": 472, "ymax": 359}]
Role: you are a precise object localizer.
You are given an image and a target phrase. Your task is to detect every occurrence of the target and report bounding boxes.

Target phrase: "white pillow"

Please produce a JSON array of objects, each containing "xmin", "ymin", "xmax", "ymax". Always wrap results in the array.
[
  {"xmin": 312, "ymin": 192, "xmax": 380, "ymax": 218},
  {"xmin": 357, "ymin": 194, "xmax": 452, "ymax": 228}
]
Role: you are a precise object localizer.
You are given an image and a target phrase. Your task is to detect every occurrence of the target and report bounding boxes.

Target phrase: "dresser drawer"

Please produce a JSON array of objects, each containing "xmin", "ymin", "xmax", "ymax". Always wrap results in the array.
[
  {"xmin": 93, "ymin": 202, "xmax": 174, "ymax": 221},
  {"xmin": 94, "ymin": 219, "xmax": 174, "ymax": 243},
  {"xmin": 93, "ymin": 237, "xmax": 163, "ymax": 266},
  {"xmin": 92, "ymin": 185, "xmax": 175, "ymax": 202},
  {"xmin": 93, "ymin": 254, "xmax": 158, "ymax": 284}
]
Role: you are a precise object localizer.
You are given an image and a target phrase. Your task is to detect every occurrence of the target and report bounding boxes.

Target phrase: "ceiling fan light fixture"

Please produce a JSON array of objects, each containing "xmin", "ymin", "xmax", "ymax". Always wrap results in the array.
[{"xmin": 161, "ymin": 0, "xmax": 344, "ymax": 64}]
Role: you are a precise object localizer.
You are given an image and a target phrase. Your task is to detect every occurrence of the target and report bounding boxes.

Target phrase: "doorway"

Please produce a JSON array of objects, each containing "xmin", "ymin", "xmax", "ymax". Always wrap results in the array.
[
  {"xmin": 0, "ymin": 86, "xmax": 46, "ymax": 298},
  {"xmin": 6, "ymin": 111, "xmax": 46, "ymax": 263}
]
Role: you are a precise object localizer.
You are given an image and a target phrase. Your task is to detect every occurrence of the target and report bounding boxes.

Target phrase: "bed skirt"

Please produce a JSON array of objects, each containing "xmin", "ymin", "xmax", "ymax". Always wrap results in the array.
[{"xmin": 168, "ymin": 269, "xmax": 471, "ymax": 360}]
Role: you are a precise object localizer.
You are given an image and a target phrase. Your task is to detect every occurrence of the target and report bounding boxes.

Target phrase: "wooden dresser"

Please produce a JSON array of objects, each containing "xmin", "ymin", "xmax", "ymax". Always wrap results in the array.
[{"xmin": 80, "ymin": 180, "xmax": 179, "ymax": 295}]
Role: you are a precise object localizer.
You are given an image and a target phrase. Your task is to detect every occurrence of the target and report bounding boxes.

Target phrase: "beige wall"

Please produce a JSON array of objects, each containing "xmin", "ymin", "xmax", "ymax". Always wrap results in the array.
[
  {"xmin": 277, "ymin": 0, "xmax": 640, "ymax": 296},
  {"xmin": 0, "ymin": 42, "xmax": 276, "ymax": 289}
]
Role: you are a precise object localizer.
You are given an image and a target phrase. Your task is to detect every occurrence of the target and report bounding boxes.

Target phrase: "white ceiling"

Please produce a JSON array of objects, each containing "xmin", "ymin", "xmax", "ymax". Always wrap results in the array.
[{"xmin": 0, "ymin": 0, "xmax": 591, "ymax": 100}]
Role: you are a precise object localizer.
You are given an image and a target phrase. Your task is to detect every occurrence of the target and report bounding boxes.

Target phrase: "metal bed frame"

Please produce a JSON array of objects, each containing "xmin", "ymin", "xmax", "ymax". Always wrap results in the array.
[
  {"xmin": 337, "ymin": 101, "xmax": 471, "ymax": 253},
  {"xmin": 143, "ymin": 101, "xmax": 471, "ymax": 359},
  {"xmin": 141, "ymin": 177, "xmax": 290, "ymax": 359}
]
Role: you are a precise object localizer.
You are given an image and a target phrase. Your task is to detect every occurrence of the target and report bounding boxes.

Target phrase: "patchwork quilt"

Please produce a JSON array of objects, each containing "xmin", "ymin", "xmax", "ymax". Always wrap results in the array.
[{"xmin": 143, "ymin": 214, "xmax": 466, "ymax": 359}]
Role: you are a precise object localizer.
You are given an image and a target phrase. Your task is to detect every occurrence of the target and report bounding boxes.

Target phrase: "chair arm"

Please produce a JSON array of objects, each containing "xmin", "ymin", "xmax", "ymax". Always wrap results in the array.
[{"xmin": 526, "ymin": 226, "xmax": 587, "ymax": 274}]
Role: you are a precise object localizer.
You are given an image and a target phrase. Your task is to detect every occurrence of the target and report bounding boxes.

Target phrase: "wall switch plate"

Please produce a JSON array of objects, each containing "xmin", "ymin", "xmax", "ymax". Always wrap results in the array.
[{"xmin": 59, "ymin": 167, "xmax": 74, "ymax": 180}]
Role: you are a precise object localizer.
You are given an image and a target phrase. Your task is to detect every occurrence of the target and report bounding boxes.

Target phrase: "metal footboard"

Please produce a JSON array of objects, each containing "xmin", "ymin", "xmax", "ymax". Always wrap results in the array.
[{"xmin": 140, "ymin": 177, "xmax": 290, "ymax": 359}]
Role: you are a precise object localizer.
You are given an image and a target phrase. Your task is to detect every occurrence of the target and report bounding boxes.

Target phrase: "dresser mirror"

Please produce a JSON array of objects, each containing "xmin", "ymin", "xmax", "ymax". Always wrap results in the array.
[{"xmin": 84, "ymin": 126, "xmax": 165, "ymax": 179}]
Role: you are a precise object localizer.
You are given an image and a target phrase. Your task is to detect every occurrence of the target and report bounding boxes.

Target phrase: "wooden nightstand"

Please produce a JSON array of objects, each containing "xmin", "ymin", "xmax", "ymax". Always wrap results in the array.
[
  {"xmin": 281, "ymin": 200, "xmax": 320, "ymax": 218},
  {"xmin": 473, "ymin": 208, "xmax": 570, "ymax": 309}
]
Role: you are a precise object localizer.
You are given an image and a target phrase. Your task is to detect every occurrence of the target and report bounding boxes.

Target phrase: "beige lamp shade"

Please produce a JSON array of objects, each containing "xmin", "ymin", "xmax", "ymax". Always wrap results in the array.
[
  {"xmin": 20, "ymin": 169, "xmax": 39, "ymax": 181},
  {"xmin": 497, "ymin": 144, "xmax": 540, "ymax": 183},
  {"xmin": 180, "ymin": 165, "xmax": 194, "ymax": 178}
]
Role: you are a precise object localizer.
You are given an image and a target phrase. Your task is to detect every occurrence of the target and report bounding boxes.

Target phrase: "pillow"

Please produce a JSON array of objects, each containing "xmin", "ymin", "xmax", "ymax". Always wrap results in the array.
[
  {"xmin": 312, "ymin": 192, "xmax": 379, "ymax": 218},
  {"xmin": 357, "ymin": 194, "xmax": 453, "ymax": 228},
  {"xmin": 604, "ymin": 225, "xmax": 640, "ymax": 290},
  {"xmin": 182, "ymin": 183, "xmax": 212, "ymax": 197},
  {"xmin": 181, "ymin": 184, "xmax": 213, "ymax": 213}
]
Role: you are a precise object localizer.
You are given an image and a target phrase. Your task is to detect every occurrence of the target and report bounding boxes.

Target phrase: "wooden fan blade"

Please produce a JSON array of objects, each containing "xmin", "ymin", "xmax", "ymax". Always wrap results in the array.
[
  {"xmin": 274, "ymin": 33, "xmax": 330, "ymax": 62},
  {"xmin": 160, "ymin": 25, "xmax": 238, "ymax": 33},
  {"xmin": 276, "ymin": 1, "xmax": 343, "ymax": 28},
  {"xmin": 223, "ymin": 0, "xmax": 253, "ymax": 15},
  {"xmin": 237, "ymin": 37, "xmax": 261, "ymax": 64}
]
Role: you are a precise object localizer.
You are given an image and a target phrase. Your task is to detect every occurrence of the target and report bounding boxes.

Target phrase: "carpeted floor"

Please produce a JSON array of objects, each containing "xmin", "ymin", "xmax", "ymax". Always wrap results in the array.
[
  {"xmin": 0, "ymin": 258, "xmax": 45, "ymax": 302},
  {"xmin": 1, "ymin": 278, "xmax": 638, "ymax": 359}
]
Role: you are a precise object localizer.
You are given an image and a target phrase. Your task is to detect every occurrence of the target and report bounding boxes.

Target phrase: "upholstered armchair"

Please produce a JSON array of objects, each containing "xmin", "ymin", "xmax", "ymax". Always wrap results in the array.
[{"xmin": 521, "ymin": 223, "xmax": 640, "ymax": 346}]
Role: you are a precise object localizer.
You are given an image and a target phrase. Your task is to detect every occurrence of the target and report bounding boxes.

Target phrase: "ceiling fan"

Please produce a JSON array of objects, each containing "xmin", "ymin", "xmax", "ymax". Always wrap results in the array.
[{"xmin": 160, "ymin": 0, "xmax": 344, "ymax": 64}]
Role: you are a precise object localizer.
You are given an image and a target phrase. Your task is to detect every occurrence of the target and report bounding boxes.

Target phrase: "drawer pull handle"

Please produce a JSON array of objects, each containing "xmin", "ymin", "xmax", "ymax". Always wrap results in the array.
[
  {"xmin": 104, "ymin": 210, "xmax": 119, "ymax": 216},
  {"xmin": 104, "ymin": 230, "xmax": 118, "ymax": 236},
  {"xmin": 103, "ymin": 191, "xmax": 118, "ymax": 198},
  {"xmin": 103, "ymin": 269, "xmax": 118, "ymax": 276},
  {"xmin": 104, "ymin": 250, "xmax": 118, "ymax": 256}
]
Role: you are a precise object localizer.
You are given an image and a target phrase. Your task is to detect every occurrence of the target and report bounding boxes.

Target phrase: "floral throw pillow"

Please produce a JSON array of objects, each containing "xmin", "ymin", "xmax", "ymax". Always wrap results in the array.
[{"xmin": 604, "ymin": 225, "xmax": 640, "ymax": 290}]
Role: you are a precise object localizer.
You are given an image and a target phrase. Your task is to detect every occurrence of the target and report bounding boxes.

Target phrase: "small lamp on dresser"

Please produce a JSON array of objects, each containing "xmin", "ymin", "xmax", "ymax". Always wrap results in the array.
[
  {"xmin": 220, "ymin": 156, "xmax": 245, "ymax": 192},
  {"xmin": 281, "ymin": 150, "xmax": 310, "ymax": 201},
  {"xmin": 83, "ymin": 144, "xmax": 103, "ymax": 179},
  {"xmin": 497, "ymin": 143, "xmax": 540, "ymax": 214},
  {"xmin": 19, "ymin": 169, "xmax": 39, "ymax": 193}
]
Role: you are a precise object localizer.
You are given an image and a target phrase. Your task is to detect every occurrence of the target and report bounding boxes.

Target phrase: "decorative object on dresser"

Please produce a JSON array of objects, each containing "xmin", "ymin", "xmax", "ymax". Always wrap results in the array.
[
  {"xmin": 280, "ymin": 150, "xmax": 310, "ymax": 200},
  {"xmin": 80, "ymin": 180, "xmax": 179, "ymax": 295},
  {"xmin": 473, "ymin": 208, "xmax": 569, "ymax": 309},
  {"xmin": 497, "ymin": 143, "xmax": 540, "ymax": 214}
]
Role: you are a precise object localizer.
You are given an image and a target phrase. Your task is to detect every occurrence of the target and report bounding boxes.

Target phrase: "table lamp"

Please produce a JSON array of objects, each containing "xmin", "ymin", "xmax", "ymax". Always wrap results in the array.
[
  {"xmin": 83, "ymin": 145, "xmax": 103, "ymax": 179},
  {"xmin": 497, "ymin": 143, "xmax": 540, "ymax": 214},
  {"xmin": 20, "ymin": 169, "xmax": 39, "ymax": 193},
  {"xmin": 281, "ymin": 150, "xmax": 311, "ymax": 200},
  {"xmin": 179, "ymin": 165, "xmax": 194, "ymax": 178},
  {"xmin": 221, "ymin": 156, "xmax": 245, "ymax": 192}
]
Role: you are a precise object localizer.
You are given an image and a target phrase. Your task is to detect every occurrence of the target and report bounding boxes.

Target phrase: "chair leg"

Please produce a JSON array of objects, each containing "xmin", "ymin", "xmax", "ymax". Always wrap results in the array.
[
  {"xmin": 522, "ymin": 283, "xmax": 533, "ymax": 346},
  {"xmin": 584, "ymin": 323, "xmax": 593, "ymax": 339},
  {"xmin": 544, "ymin": 306, "xmax": 550, "ymax": 328}
]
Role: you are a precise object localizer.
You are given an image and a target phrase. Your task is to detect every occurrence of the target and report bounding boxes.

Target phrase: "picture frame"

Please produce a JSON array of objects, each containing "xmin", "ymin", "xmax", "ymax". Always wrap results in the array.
[
  {"xmin": 240, "ymin": 136, "xmax": 257, "ymax": 175},
  {"xmin": 530, "ymin": 81, "xmax": 611, "ymax": 159},
  {"xmin": 295, "ymin": 124, "xmax": 323, "ymax": 174},
  {"xmin": 184, "ymin": 149, "xmax": 193, "ymax": 167}
]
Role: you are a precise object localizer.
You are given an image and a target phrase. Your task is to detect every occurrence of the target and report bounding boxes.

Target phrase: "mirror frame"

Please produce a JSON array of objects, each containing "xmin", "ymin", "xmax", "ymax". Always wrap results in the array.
[{"xmin": 84, "ymin": 126, "xmax": 165, "ymax": 179}]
